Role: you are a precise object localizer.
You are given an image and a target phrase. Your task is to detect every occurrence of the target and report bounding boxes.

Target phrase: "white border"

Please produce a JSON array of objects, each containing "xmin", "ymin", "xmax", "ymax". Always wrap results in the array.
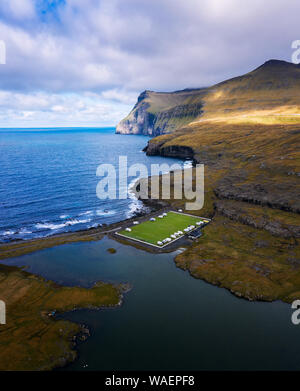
[
  {"xmin": 115, "ymin": 211, "xmax": 210, "ymax": 248},
  {"xmin": 171, "ymin": 211, "xmax": 211, "ymax": 220}
]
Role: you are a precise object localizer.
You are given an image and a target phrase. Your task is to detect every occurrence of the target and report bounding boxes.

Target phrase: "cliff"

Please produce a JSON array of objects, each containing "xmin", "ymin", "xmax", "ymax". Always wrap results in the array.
[
  {"xmin": 116, "ymin": 89, "xmax": 205, "ymax": 136},
  {"xmin": 116, "ymin": 59, "xmax": 300, "ymax": 136}
]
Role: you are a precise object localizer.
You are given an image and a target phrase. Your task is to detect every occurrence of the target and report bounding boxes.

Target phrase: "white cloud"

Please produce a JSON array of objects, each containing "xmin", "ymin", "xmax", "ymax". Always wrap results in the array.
[
  {"xmin": 0, "ymin": 0, "xmax": 35, "ymax": 20},
  {"xmin": 0, "ymin": 0, "xmax": 299, "ymax": 126},
  {"xmin": 0, "ymin": 90, "xmax": 133, "ymax": 127},
  {"xmin": 100, "ymin": 89, "xmax": 137, "ymax": 104}
]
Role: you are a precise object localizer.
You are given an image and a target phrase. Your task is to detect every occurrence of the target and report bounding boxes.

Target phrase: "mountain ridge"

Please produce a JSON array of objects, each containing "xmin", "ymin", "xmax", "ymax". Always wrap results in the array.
[
  {"xmin": 133, "ymin": 60, "xmax": 300, "ymax": 301},
  {"xmin": 116, "ymin": 59, "xmax": 300, "ymax": 136}
]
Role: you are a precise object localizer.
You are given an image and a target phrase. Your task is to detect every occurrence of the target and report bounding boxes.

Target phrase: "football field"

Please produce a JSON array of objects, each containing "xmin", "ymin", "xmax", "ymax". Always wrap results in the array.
[{"xmin": 117, "ymin": 211, "xmax": 210, "ymax": 247}]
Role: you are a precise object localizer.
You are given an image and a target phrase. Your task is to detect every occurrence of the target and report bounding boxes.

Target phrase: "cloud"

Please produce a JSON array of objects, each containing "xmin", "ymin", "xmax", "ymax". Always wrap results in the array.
[
  {"xmin": 0, "ymin": 90, "xmax": 133, "ymax": 127},
  {"xmin": 0, "ymin": 0, "xmax": 35, "ymax": 21},
  {"xmin": 0, "ymin": 0, "xmax": 299, "ymax": 126}
]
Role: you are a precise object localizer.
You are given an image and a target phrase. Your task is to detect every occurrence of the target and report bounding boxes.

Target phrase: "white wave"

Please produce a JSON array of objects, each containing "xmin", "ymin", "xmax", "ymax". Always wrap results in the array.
[
  {"xmin": 36, "ymin": 218, "xmax": 91, "ymax": 231},
  {"xmin": 19, "ymin": 228, "xmax": 32, "ymax": 234},
  {"xmin": 90, "ymin": 223, "xmax": 101, "ymax": 228},
  {"xmin": 126, "ymin": 178, "xmax": 144, "ymax": 218},
  {"xmin": 79, "ymin": 210, "xmax": 93, "ymax": 216},
  {"xmin": 76, "ymin": 218, "xmax": 91, "ymax": 224},
  {"xmin": 96, "ymin": 209, "xmax": 116, "ymax": 216},
  {"xmin": 59, "ymin": 214, "xmax": 69, "ymax": 219},
  {"xmin": 127, "ymin": 199, "xmax": 144, "ymax": 218},
  {"xmin": 36, "ymin": 222, "xmax": 67, "ymax": 230},
  {"xmin": 1, "ymin": 230, "xmax": 15, "ymax": 236}
]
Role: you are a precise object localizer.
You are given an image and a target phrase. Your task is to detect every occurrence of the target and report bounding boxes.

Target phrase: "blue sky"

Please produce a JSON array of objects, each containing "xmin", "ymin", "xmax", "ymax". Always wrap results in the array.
[{"xmin": 0, "ymin": 0, "xmax": 299, "ymax": 127}]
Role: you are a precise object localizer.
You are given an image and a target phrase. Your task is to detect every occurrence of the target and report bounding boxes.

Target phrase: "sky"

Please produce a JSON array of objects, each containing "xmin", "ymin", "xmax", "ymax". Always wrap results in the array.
[{"xmin": 0, "ymin": 0, "xmax": 299, "ymax": 127}]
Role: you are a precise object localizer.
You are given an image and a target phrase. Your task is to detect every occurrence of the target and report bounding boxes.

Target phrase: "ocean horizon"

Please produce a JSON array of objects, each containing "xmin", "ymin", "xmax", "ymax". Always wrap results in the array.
[{"xmin": 0, "ymin": 127, "xmax": 116, "ymax": 131}]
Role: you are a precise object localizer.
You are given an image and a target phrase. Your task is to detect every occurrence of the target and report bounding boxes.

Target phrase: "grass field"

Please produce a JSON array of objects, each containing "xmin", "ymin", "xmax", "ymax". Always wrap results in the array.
[{"xmin": 118, "ymin": 211, "xmax": 209, "ymax": 247}]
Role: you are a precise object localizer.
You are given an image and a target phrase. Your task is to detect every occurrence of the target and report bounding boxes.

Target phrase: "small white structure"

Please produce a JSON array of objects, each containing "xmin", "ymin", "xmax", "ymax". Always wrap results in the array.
[
  {"xmin": 178, "ymin": 209, "xmax": 183, "ymax": 212},
  {"xmin": 125, "ymin": 228, "xmax": 131, "ymax": 232},
  {"xmin": 150, "ymin": 218, "xmax": 156, "ymax": 221},
  {"xmin": 190, "ymin": 225, "xmax": 195, "ymax": 229},
  {"xmin": 196, "ymin": 221, "xmax": 202, "ymax": 226},
  {"xmin": 171, "ymin": 234, "xmax": 176, "ymax": 239},
  {"xmin": 158, "ymin": 215, "xmax": 164, "ymax": 218},
  {"xmin": 166, "ymin": 237, "xmax": 171, "ymax": 242},
  {"xmin": 162, "ymin": 213, "xmax": 167, "ymax": 216},
  {"xmin": 178, "ymin": 231, "xmax": 183, "ymax": 235},
  {"xmin": 133, "ymin": 221, "xmax": 139, "ymax": 225},
  {"xmin": 157, "ymin": 241, "xmax": 163, "ymax": 245}
]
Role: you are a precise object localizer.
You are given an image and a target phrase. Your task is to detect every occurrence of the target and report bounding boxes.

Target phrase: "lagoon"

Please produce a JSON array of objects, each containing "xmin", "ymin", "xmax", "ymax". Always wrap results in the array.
[{"xmin": 4, "ymin": 235, "xmax": 300, "ymax": 371}]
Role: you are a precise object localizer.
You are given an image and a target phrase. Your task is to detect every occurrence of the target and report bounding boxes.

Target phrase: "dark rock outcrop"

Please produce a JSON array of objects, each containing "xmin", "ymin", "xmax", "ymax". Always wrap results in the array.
[
  {"xmin": 215, "ymin": 178, "xmax": 300, "ymax": 214},
  {"xmin": 144, "ymin": 141, "xmax": 195, "ymax": 160},
  {"xmin": 214, "ymin": 200, "xmax": 300, "ymax": 238}
]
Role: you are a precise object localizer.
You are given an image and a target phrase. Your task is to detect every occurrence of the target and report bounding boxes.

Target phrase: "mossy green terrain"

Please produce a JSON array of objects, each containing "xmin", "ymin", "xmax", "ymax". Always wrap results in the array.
[
  {"xmin": 0, "ymin": 263, "xmax": 121, "ymax": 370},
  {"xmin": 175, "ymin": 215, "xmax": 300, "ymax": 302},
  {"xmin": 0, "ymin": 229, "xmax": 105, "ymax": 260},
  {"xmin": 139, "ymin": 62, "xmax": 300, "ymax": 301}
]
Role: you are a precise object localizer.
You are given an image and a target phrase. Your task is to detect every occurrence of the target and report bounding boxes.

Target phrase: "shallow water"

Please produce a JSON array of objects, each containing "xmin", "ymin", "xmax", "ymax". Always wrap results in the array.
[{"xmin": 5, "ymin": 236, "xmax": 300, "ymax": 371}]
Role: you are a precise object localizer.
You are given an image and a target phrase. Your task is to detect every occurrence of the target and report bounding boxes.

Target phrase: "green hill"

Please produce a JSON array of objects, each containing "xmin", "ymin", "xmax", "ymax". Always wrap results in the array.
[
  {"xmin": 122, "ymin": 59, "xmax": 300, "ymax": 302},
  {"xmin": 116, "ymin": 59, "xmax": 300, "ymax": 136}
]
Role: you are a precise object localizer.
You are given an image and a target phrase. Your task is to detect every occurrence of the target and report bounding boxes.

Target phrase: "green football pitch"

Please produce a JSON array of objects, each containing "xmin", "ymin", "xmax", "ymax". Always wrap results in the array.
[{"xmin": 118, "ymin": 211, "xmax": 209, "ymax": 247}]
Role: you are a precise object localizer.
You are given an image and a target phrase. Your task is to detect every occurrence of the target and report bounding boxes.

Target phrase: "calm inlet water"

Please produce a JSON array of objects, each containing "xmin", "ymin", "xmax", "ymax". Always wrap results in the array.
[
  {"xmin": 0, "ymin": 128, "xmax": 187, "ymax": 242},
  {"xmin": 5, "ymin": 236, "xmax": 300, "ymax": 371}
]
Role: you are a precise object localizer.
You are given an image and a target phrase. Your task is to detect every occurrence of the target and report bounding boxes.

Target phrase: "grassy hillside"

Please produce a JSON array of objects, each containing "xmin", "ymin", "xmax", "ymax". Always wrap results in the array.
[
  {"xmin": 143, "ymin": 117, "xmax": 300, "ymax": 301},
  {"xmin": 139, "ymin": 60, "xmax": 300, "ymax": 301},
  {"xmin": 116, "ymin": 60, "xmax": 300, "ymax": 135}
]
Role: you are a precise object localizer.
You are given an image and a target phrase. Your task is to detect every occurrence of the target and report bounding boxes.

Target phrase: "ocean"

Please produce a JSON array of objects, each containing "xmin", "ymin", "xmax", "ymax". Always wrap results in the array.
[{"xmin": 0, "ymin": 128, "xmax": 188, "ymax": 242}]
